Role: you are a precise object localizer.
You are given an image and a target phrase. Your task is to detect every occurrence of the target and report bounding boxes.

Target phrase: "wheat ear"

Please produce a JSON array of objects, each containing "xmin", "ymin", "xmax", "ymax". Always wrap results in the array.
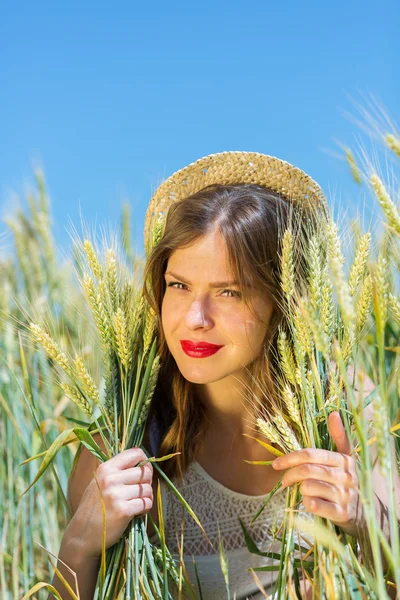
[
  {"xmin": 29, "ymin": 323, "xmax": 72, "ymax": 375},
  {"xmin": 74, "ymin": 355, "xmax": 101, "ymax": 406},
  {"xmin": 281, "ymin": 229, "xmax": 295, "ymax": 299},
  {"xmin": 385, "ymin": 133, "xmax": 400, "ymax": 159},
  {"xmin": 370, "ymin": 174, "xmax": 400, "ymax": 236},
  {"xmin": 83, "ymin": 239, "xmax": 103, "ymax": 279},
  {"xmin": 348, "ymin": 232, "xmax": 372, "ymax": 296},
  {"xmin": 61, "ymin": 383, "xmax": 93, "ymax": 417},
  {"xmin": 277, "ymin": 330, "xmax": 297, "ymax": 386}
]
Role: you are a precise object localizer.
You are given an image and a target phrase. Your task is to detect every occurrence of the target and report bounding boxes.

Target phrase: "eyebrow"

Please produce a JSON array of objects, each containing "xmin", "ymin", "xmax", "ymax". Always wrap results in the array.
[{"xmin": 164, "ymin": 271, "xmax": 242, "ymax": 288}]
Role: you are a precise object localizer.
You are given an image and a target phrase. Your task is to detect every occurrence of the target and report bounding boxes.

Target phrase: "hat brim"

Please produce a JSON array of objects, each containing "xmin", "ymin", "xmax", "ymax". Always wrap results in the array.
[{"xmin": 144, "ymin": 151, "xmax": 327, "ymax": 252}]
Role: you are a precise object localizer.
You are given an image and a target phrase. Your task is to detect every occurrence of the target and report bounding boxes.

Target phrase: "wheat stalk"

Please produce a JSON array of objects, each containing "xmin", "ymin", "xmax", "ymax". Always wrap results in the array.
[
  {"xmin": 83, "ymin": 273, "xmax": 112, "ymax": 349},
  {"xmin": 281, "ymin": 229, "xmax": 295, "ymax": 299},
  {"xmin": 83, "ymin": 239, "xmax": 103, "ymax": 279},
  {"xmin": 143, "ymin": 305, "xmax": 157, "ymax": 355},
  {"xmin": 388, "ymin": 293, "xmax": 400, "ymax": 326},
  {"xmin": 370, "ymin": 174, "xmax": 400, "ymax": 236},
  {"xmin": 60, "ymin": 382, "xmax": 93, "ymax": 417},
  {"xmin": 293, "ymin": 303, "xmax": 313, "ymax": 359},
  {"xmin": 372, "ymin": 396, "xmax": 391, "ymax": 478},
  {"xmin": 327, "ymin": 221, "xmax": 356, "ymax": 328},
  {"xmin": 256, "ymin": 417, "xmax": 281, "ymax": 445},
  {"xmin": 274, "ymin": 412, "xmax": 301, "ymax": 452},
  {"xmin": 106, "ymin": 248, "xmax": 119, "ymax": 312},
  {"xmin": 277, "ymin": 330, "xmax": 297, "ymax": 386},
  {"xmin": 298, "ymin": 296, "xmax": 330, "ymax": 357},
  {"xmin": 308, "ymin": 235, "xmax": 323, "ymax": 313},
  {"xmin": 345, "ymin": 148, "xmax": 362, "ymax": 184},
  {"xmin": 371, "ymin": 255, "xmax": 389, "ymax": 335},
  {"xmin": 114, "ymin": 308, "xmax": 131, "ymax": 370},
  {"xmin": 320, "ymin": 266, "xmax": 335, "ymax": 340},
  {"xmin": 29, "ymin": 323, "xmax": 72, "ymax": 375},
  {"xmin": 281, "ymin": 383, "xmax": 302, "ymax": 427},
  {"xmin": 348, "ymin": 232, "xmax": 372, "ymax": 296},
  {"xmin": 74, "ymin": 355, "xmax": 101, "ymax": 406},
  {"xmin": 356, "ymin": 274, "xmax": 373, "ymax": 334},
  {"xmin": 385, "ymin": 133, "xmax": 400, "ymax": 158},
  {"xmin": 137, "ymin": 356, "xmax": 161, "ymax": 426}
]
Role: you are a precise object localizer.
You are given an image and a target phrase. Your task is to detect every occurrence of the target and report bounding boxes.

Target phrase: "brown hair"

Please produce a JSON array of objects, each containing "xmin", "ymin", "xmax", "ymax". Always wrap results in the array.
[{"xmin": 143, "ymin": 183, "xmax": 326, "ymax": 482}]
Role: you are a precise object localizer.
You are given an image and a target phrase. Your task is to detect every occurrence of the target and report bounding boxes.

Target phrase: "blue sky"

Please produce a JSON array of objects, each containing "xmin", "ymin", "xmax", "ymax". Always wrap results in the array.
[{"xmin": 1, "ymin": 1, "xmax": 399, "ymax": 258}]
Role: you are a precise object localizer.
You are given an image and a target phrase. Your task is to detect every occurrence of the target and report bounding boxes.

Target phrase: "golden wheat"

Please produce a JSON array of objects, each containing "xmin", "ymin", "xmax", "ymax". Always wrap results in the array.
[
  {"xmin": 281, "ymin": 229, "xmax": 295, "ymax": 298},
  {"xmin": 106, "ymin": 248, "xmax": 119, "ymax": 312},
  {"xmin": 327, "ymin": 221, "xmax": 356, "ymax": 328},
  {"xmin": 308, "ymin": 235, "xmax": 323, "ymax": 313},
  {"xmin": 74, "ymin": 355, "xmax": 101, "ymax": 405},
  {"xmin": 256, "ymin": 417, "xmax": 281, "ymax": 445},
  {"xmin": 388, "ymin": 292, "xmax": 400, "ymax": 326},
  {"xmin": 371, "ymin": 255, "xmax": 389, "ymax": 335},
  {"xmin": 83, "ymin": 273, "xmax": 112, "ymax": 349},
  {"xmin": 370, "ymin": 174, "xmax": 400, "ymax": 236},
  {"xmin": 385, "ymin": 133, "xmax": 400, "ymax": 158},
  {"xmin": 114, "ymin": 307, "xmax": 131, "ymax": 370},
  {"xmin": 299, "ymin": 297, "xmax": 330, "ymax": 357},
  {"xmin": 356, "ymin": 274, "xmax": 373, "ymax": 334},
  {"xmin": 345, "ymin": 148, "xmax": 362, "ymax": 184},
  {"xmin": 138, "ymin": 356, "xmax": 161, "ymax": 426},
  {"xmin": 274, "ymin": 411, "xmax": 301, "ymax": 451},
  {"xmin": 277, "ymin": 330, "xmax": 297, "ymax": 386},
  {"xmin": 320, "ymin": 267, "xmax": 335, "ymax": 339},
  {"xmin": 348, "ymin": 232, "xmax": 371, "ymax": 296},
  {"xmin": 281, "ymin": 383, "xmax": 302, "ymax": 427},
  {"xmin": 61, "ymin": 382, "xmax": 93, "ymax": 416},
  {"xmin": 83, "ymin": 239, "xmax": 103, "ymax": 279},
  {"xmin": 29, "ymin": 323, "xmax": 72, "ymax": 375},
  {"xmin": 293, "ymin": 303, "xmax": 313, "ymax": 359}
]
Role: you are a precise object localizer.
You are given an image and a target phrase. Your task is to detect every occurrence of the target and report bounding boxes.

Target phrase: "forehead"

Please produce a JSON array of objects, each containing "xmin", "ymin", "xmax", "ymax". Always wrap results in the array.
[{"xmin": 166, "ymin": 231, "xmax": 232, "ymax": 276}]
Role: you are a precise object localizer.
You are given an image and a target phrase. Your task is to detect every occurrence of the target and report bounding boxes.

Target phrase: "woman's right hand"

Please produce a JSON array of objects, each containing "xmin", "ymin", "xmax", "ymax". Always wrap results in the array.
[{"xmin": 67, "ymin": 447, "xmax": 154, "ymax": 559}]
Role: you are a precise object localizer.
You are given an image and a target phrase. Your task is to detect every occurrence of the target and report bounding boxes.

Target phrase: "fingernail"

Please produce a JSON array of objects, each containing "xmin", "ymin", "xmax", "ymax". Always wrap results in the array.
[{"xmin": 272, "ymin": 458, "xmax": 281, "ymax": 468}]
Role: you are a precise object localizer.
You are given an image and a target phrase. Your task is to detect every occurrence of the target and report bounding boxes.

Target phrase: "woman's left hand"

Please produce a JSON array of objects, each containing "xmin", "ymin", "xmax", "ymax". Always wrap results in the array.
[{"xmin": 271, "ymin": 411, "xmax": 365, "ymax": 538}]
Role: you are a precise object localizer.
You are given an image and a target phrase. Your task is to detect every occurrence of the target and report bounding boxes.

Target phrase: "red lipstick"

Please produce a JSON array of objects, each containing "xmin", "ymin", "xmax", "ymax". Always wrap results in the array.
[{"xmin": 180, "ymin": 340, "xmax": 224, "ymax": 358}]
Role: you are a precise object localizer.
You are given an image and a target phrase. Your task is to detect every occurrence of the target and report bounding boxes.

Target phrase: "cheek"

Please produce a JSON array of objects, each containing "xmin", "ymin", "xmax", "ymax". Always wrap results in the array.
[{"xmin": 161, "ymin": 294, "xmax": 181, "ymax": 331}]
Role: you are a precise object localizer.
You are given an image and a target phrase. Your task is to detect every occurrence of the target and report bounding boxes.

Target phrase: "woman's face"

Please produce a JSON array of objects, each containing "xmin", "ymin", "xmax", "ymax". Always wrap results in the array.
[{"xmin": 161, "ymin": 229, "xmax": 274, "ymax": 385}]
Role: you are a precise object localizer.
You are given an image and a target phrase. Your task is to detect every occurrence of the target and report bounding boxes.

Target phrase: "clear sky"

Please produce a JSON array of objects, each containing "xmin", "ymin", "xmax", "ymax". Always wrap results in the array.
[{"xmin": 1, "ymin": 1, "xmax": 399, "ymax": 257}]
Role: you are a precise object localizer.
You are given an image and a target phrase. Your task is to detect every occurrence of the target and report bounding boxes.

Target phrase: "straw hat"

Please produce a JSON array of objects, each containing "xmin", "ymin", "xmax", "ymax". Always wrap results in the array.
[{"xmin": 144, "ymin": 151, "xmax": 327, "ymax": 253}]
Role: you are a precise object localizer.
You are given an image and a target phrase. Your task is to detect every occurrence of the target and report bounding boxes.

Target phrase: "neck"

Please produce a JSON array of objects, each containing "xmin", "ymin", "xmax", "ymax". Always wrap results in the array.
[{"xmin": 194, "ymin": 374, "xmax": 257, "ymax": 437}]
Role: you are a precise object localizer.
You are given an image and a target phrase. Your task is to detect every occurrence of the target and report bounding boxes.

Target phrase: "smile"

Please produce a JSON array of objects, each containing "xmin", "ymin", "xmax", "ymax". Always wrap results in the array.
[{"xmin": 180, "ymin": 340, "xmax": 224, "ymax": 358}]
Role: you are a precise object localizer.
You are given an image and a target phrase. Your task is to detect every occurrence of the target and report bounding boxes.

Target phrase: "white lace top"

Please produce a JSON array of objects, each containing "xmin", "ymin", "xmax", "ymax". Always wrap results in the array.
[
  {"xmin": 148, "ymin": 419, "xmax": 313, "ymax": 599},
  {"xmin": 152, "ymin": 460, "xmax": 290, "ymax": 599}
]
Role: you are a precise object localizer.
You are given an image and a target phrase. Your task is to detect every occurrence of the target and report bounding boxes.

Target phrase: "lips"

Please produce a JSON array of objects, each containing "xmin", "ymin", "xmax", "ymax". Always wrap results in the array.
[{"xmin": 180, "ymin": 340, "xmax": 224, "ymax": 358}]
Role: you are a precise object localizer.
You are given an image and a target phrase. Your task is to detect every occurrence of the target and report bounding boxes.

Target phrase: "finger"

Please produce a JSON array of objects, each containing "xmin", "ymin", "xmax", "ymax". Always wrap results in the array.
[
  {"xmin": 328, "ymin": 412, "xmax": 352, "ymax": 455},
  {"xmin": 124, "ymin": 496, "xmax": 153, "ymax": 517},
  {"xmin": 273, "ymin": 448, "xmax": 348, "ymax": 470},
  {"xmin": 299, "ymin": 479, "xmax": 350, "ymax": 505},
  {"xmin": 119, "ymin": 465, "xmax": 154, "ymax": 485},
  {"xmin": 302, "ymin": 496, "xmax": 351, "ymax": 525},
  {"xmin": 108, "ymin": 448, "xmax": 149, "ymax": 471},
  {"xmin": 282, "ymin": 463, "xmax": 357, "ymax": 488},
  {"xmin": 125, "ymin": 482, "xmax": 154, "ymax": 501}
]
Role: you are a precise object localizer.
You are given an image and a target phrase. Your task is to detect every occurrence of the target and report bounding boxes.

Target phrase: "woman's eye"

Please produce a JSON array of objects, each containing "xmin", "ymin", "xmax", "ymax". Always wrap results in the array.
[
  {"xmin": 221, "ymin": 289, "xmax": 241, "ymax": 298},
  {"xmin": 167, "ymin": 282, "xmax": 187, "ymax": 290},
  {"xmin": 167, "ymin": 282, "xmax": 241, "ymax": 298}
]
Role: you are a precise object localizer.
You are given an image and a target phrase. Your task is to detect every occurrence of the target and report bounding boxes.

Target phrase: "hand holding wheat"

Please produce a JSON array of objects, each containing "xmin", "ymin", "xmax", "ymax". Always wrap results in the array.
[
  {"xmin": 67, "ymin": 448, "xmax": 154, "ymax": 559},
  {"xmin": 272, "ymin": 412, "xmax": 365, "ymax": 538}
]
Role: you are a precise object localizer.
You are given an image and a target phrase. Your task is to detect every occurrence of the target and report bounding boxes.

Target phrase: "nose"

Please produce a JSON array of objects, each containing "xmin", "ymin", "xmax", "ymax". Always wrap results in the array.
[{"xmin": 184, "ymin": 297, "xmax": 214, "ymax": 330}]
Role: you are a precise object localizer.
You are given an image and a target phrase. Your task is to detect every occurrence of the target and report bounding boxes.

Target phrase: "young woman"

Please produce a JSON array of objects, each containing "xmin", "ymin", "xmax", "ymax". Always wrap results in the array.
[{"xmin": 50, "ymin": 152, "xmax": 400, "ymax": 600}]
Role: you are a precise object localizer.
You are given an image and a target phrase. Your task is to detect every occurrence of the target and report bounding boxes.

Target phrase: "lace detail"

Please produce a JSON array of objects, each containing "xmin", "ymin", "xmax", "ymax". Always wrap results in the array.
[
  {"xmin": 161, "ymin": 461, "xmax": 287, "ymax": 555},
  {"xmin": 156, "ymin": 461, "xmax": 313, "ymax": 599}
]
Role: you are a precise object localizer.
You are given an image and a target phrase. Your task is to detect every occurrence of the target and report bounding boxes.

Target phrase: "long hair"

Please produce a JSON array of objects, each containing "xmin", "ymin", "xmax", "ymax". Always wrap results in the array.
[{"xmin": 143, "ymin": 183, "xmax": 326, "ymax": 482}]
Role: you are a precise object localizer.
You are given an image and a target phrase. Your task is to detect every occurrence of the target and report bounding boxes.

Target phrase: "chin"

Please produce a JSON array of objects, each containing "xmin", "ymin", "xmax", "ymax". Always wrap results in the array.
[{"xmin": 173, "ymin": 359, "xmax": 235, "ymax": 385}]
